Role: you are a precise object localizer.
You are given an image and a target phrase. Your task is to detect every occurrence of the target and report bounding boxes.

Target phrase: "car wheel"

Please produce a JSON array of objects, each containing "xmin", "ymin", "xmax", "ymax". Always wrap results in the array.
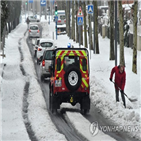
[
  {"xmin": 51, "ymin": 96, "xmax": 57, "ymax": 114},
  {"xmin": 40, "ymin": 75, "xmax": 44, "ymax": 82},
  {"xmin": 37, "ymin": 58, "xmax": 39, "ymax": 65},
  {"xmin": 64, "ymin": 65, "xmax": 81, "ymax": 91},
  {"xmin": 49, "ymin": 88, "xmax": 52, "ymax": 110},
  {"xmin": 34, "ymin": 51, "xmax": 37, "ymax": 58},
  {"xmin": 81, "ymin": 109, "xmax": 89, "ymax": 115}
]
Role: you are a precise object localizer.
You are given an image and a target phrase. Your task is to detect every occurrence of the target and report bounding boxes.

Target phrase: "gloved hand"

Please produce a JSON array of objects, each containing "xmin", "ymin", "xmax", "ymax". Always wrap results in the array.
[
  {"xmin": 109, "ymin": 78, "xmax": 112, "ymax": 82},
  {"xmin": 120, "ymin": 90, "xmax": 124, "ymax": 93}
]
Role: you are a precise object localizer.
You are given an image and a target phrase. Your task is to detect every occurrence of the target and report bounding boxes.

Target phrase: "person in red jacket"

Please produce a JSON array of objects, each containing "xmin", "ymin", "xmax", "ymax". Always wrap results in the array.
[{"xmin": 110, "ymin": 64, "xmax": 126, "ymax": 108}]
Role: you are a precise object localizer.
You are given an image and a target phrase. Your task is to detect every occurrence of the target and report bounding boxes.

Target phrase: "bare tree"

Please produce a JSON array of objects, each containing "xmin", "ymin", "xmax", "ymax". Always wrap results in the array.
[
  {"xmin": 109, "ymin": 1, "xmax": 115, "ymax": 60},
  {"xmin": 83, "ymin": 1, "xmax": 87, "ymax": 48},
  {"xmin": 88, "ymin": 1, "xmax": 93, "ymax": 50},
  {"xmin": 118, "ymin": 1, "xmax": 125, "ymax": 65},
  {"xmin": 65, "ymin": 1, "xmax": 68, "ymax": 34},
  {"xmin": 71, "ymin": 0, "xmax": 75, "ymax": 41},
  {"xmin": 94, "ymin": 1, "xmax": 99, "ymax": 53},
  {"xmin": 75, "ymin": 1, "xmax": 79, "ymax": 42},
  {"xmin": 132, "ymin": 1, "xmax": 138, "ymax": 74},
  {"xmin": 80, "ymin": 1, "xmax": 83, "ymax": 45},
  {"xmin": 0, "ymin": 0, "xmax": 8, "ymax": 42}
]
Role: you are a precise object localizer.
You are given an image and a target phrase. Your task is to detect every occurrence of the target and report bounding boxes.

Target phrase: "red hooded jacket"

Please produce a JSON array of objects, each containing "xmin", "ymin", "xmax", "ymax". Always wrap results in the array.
[{"xmin": 110, "ymin": 66, "xmax": 126, "ymax": 90}]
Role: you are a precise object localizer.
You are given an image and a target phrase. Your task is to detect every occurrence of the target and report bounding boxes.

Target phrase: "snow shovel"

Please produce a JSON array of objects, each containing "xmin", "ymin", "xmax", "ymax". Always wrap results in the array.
[{"xmin": 111, "ymin": 81, "xmax": 137, "ymax": 102}]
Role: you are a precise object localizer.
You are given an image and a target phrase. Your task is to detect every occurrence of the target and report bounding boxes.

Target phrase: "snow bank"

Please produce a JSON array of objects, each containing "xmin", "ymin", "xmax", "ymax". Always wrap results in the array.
[
  {"xmin": 0, "ymin": 23, "xmax": 30, "ymax": 140},
  {"xmin": 89, "ymin": 35, "xmax": 141, "ymax": 140}
]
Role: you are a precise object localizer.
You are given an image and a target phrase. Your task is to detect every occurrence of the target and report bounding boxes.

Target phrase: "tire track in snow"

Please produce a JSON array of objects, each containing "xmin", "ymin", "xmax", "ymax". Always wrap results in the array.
[{"xmin": 18, "ymin": 38, "xmax": 38, "ymax": 141}]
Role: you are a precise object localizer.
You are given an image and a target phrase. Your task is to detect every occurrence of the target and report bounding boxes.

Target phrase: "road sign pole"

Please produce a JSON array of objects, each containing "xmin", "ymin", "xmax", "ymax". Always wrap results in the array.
[
  {"xmin": 93, "ymin": 7, "xmax": 95, "ymax": 54},
  {"xmin": 56, "ymin": 20, "xmax": 57, "ymax": 40},
  {"xmin": 79, "ymin": 25, "xmax": 81, "ymax": 48}
]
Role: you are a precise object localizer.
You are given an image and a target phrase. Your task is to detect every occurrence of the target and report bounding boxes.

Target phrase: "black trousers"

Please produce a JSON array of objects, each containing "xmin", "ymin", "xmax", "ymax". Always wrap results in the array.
[{"xmin": 115, "ymin": 89, "xmax": 126, "ymax": 108}]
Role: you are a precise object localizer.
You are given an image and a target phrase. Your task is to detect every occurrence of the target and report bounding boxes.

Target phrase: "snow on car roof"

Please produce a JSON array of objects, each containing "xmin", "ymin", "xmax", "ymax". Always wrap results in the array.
[
  {"xmin": 57, "ymin": 24, "xmax": 66, "ymax": 28},
  {"xmin": 40, "ymin": 38, "xmax": 54, "ymax": 43},
  {"xmin": 29, "ymin": 24, "xmax": 39, "ymax": 27}
]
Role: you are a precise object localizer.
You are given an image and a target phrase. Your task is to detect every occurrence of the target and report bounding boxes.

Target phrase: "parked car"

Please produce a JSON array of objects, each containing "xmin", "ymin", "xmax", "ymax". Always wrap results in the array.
[
  {"xmin": 39, "ymin": 48, "xmax": 55, "ymax": 81},
  {"xmin": 57, "ymin": 24, "xmax": 66, "ymax": 35},
  {"xmin": 28, "ymin": 24, "xmax": 40, "ymax": 38},
  {"xmin": 49, "ymin": 48, "xmax": 90, "ymax": 114},
  {"xmin": 27, "ymin": 15, "xmax": 40, "ymax": 22},
  {"xmin": 57, "ymin": 10, "xmax": 66, "ymax": 25},
  {"xmin": 36, "ymin": 39, "xmax": 55, "ymax": 64}
]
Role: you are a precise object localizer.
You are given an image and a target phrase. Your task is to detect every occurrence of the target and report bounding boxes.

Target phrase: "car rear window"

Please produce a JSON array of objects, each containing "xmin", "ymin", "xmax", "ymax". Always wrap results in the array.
[
  {"xmin": 30, "ymin": 26, "xmax": 38, "ymax": 30},
  {"xmin": 60, "ymin": 15, "xmax": 65, "ymax": 20},
  {"xmin": 44, "ymin": 50, "xmax": 53, "ymax": 60},
  {"xmin": 40, "ymin": 42, "xmax": 53, "ymax": 48}
]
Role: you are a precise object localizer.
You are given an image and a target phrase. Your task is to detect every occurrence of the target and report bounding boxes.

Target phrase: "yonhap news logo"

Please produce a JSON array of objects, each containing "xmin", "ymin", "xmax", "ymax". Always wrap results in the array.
[
  {"xmin": 89, "ymin": 121, "xmax": 99, "ymax": 136},
  {"xmin": 90, "ymin": 121, "xmax": 140, "ymax": 136}
]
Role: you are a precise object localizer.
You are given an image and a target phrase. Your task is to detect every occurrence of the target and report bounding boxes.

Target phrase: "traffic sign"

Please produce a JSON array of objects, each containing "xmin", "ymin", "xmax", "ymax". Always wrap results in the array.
[
  {"xmin": 55, "ymin": 16, "xmax": 58, "ymax": 22},
  {"xmin": 77, "ymin": 17, "xmax": 83, "ymax": 26},
  {"xmin": 40, "ymin": 0, "xmax": 46, "ymax": 6},
  {"xmin": 29, "ymin": 0, "xmax": 33, "ymax": 3},
  {"xmin": 88, "ymin": 5, "xmax": 93, "ymax": 14},
  {"xmin": 77, "ymin": 7, "xmax": 84, "ymax": 17}
]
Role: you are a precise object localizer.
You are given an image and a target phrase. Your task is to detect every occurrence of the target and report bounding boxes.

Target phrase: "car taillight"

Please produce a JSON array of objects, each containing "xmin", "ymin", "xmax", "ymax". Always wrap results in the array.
[
  {"xmin": 37, "ymin": 30, "xmax": 40, "ymax": 33},
  {"xmin": 42, "ymin": 60, "xmax": 45, "ymax": 66},
  {"xmin": 38, "ymin": 48, "xmax": 42, "ymax": 51},
  {"xmin": 29, "ymin": 29, "xmax": 31, "ymax": 32},
  {"xmin": 58, "ymin": 20, "xmax": 61, "ymax": 23},
  {"xmin": 64, "ymin": 19, "xmax": 66, "ymax": 23}
]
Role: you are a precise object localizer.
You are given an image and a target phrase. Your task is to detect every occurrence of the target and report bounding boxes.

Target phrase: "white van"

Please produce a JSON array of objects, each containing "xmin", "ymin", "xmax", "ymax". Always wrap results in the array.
[{"xmin": 57, "ymin": 10, "xmax": 66, "ymax": 25}]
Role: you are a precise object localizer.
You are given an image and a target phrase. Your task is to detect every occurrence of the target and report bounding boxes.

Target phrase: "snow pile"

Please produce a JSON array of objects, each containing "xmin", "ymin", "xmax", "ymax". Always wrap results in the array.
[
  {"xmin": 90, "ymin": 35, "xmax": 141, "ymax": 140},
  {"xmin": 0, "ymin": 23, "xmax": 30, "ymax": 140}
]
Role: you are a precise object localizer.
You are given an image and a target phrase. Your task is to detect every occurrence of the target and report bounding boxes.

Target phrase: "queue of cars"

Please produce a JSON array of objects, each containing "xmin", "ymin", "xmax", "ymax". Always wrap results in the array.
[
  {"xmin": 28, "ymin": 18, "xmax": 90, "ymax": 115},
  {"xmin": 32, "ymin": 37, "xmax": 56, "ymax": 81}
]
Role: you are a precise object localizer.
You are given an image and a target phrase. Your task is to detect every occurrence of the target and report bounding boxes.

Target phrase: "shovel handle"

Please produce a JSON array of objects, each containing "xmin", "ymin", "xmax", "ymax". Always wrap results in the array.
[{"xmin": 111, "ymin": 81, "xmax": 128, "ymax": 97}]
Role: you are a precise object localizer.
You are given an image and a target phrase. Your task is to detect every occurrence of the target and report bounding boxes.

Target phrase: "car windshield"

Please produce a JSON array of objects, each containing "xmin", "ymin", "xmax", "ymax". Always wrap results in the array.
[
  {"xmin": 30, "ymin": 26, "xmax": 38, "ymax": 30},
  {"xmin": 40, "ymin": 42, "xmax": 53, "ymax": 48},
  {"xmin": 44, "ymin": 50, "xmax": 53, "ymax": 60},
  {"xmin": 29, "ymin": 16, "xmax": 36, "ymax": 19},
  {"xmin": 64, "ymin": 56, "xmax": 79, "ymax": 69}
]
